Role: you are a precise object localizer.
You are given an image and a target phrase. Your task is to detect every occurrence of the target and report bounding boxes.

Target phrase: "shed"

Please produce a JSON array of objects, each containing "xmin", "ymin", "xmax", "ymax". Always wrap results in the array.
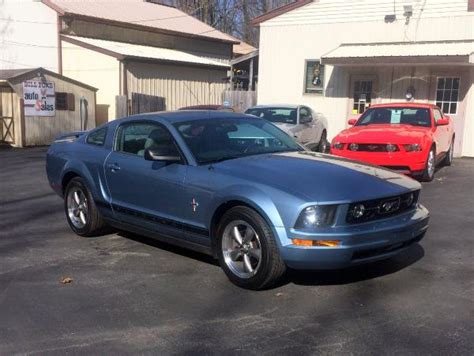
[{"xmin": 0, "ymin": 68, "xmax": 97, "ymax": 147}]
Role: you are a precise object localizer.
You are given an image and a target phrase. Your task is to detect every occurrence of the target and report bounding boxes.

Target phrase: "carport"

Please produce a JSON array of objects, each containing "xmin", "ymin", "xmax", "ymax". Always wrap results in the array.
[{"xmin": 0, "ymin": 67, "xmax": 97, "ymax": 147}]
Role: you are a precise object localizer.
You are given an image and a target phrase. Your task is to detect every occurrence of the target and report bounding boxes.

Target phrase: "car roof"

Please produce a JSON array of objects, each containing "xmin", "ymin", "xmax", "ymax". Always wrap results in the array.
[
  {"xmin": 118, "ymin": 110, "xmax": 251, "ymax": 124},
  {"xmin": 369, "ymin": 102, "xmax": 436, "ymax": 109},
  {"xmin": 179, "ymin": 104, "xmax": 223, "ymax": 110},
  {"xmin": 247, "ymin": 104, "xmax": 300, "ymax": 109}
]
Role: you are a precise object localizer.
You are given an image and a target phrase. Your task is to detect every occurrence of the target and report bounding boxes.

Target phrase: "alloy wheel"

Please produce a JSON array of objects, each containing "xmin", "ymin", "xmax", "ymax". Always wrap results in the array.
[
  {"xmin": 67, "ymin": 187, "xmax": 89, "ymax": 229},
  {"xmin": 427, "ymin": 149, "xmax": 435, "ymax": 178},
  {"xmin": 221, "ymin": 220, "xmax": 262, "ymax": 279}
]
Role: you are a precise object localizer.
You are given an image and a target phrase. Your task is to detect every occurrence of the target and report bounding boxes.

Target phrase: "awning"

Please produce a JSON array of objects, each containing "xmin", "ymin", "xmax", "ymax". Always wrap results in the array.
[
  {"xmin": 62, "ymin": 35, "xmax": 230, "ymax": 69},
  {"xmin": 322, "ymin": 40, "xmax": 474, "ymax": 66}
]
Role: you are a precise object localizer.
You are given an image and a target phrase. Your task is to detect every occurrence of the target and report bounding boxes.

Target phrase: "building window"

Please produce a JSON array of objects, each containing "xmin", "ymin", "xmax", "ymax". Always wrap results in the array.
[
  {"xmin": 304, "ymin": 60, "xmax": 324, "ymax": 94},
  {"xmin": 436, "ymin": 77, "xmax": 460, "ymax": 114},
  {"xmin": 56, "ymin": 92, "xmax": 75, "ymax": 111},
  {"xmin": 353, "ymin": 80, "xmax": 373, "ymax": 114}
]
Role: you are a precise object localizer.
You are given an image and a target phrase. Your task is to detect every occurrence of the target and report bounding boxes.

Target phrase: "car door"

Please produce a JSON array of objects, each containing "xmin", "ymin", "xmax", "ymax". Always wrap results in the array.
[
  {"xmin": 433, "ymin": 107, "xmax": 450, "ymax": 154},
  {"xmin": 104, "ymin": 120, "xmax": 188, "ymax": 238}
]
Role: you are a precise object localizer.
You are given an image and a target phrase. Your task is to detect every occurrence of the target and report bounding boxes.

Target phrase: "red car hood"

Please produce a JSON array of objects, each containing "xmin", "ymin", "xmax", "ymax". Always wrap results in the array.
[{"xmin": 335, "ymin": 124, "xmax": 430, "ymax": 143}]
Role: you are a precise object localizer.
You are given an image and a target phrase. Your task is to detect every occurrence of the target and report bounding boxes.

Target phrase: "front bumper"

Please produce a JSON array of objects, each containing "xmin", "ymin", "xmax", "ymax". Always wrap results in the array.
[
  {"xmin": 330, "ymin": 149, "xmax": 427, "ymax": 175},
  {"xmin": 277, "ymin": 204, "xmax": 429, "ymax": 270}
]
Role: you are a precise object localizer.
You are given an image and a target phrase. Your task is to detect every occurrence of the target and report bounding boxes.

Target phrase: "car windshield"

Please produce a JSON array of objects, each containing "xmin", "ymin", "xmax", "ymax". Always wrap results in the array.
[
  {"xmin": 173, "ymin": 117, "xmax": 303, "ymax": 164},
  {"xmin": 245, "ymin": 107, "xmax": 297, "ymax": 125},
  {"xmin": 356, "ymin": 107, "xmax": 431, "ymax": 128}
]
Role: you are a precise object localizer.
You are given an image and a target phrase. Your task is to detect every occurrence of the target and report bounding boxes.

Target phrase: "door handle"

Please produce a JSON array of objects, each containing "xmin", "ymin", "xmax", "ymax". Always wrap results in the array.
[{"xmin": 107, "ymin": 163, "xmax": 121, "ymax": 172}]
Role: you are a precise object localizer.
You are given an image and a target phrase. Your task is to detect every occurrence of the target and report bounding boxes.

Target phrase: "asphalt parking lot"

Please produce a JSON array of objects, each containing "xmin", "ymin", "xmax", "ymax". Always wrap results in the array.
[{"xmin": 0, "ymin": 146, "xmax": 473, "ymax": 355}]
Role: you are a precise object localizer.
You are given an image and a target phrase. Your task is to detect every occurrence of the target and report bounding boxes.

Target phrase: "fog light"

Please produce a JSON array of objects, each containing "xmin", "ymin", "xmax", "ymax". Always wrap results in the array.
[
  {"xmin": 349, "ymin": 143, "xmax": 359, "ymax": 151},
  {"xmin": 292, "ymin": 239, "xmax": 341, "ymax": 247},
  {"xmin": 333, "ymin": 142, "xmax": 344, "ymax": 150}
]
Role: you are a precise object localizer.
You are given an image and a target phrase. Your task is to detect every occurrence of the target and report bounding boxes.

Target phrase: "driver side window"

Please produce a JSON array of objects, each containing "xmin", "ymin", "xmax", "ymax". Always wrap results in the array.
[{"xmin": 115, "ymin": 122, "xmax": 179, "ymax": 157}]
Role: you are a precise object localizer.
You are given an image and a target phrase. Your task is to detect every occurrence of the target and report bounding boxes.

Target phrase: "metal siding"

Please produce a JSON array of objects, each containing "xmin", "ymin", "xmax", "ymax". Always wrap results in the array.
[
  {"xmin": 263, "ymin": 0, "xmax": 473, "ymax": 26},
  {"xmin": 126, "ymin": 61, "xmax": 227, "ymax": 111}
]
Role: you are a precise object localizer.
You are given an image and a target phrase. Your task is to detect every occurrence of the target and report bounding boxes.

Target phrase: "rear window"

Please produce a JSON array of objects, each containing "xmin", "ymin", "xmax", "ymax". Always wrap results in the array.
[{"xmin": 86, "ymin": 127, "xmax": 107, "ymax": 146}]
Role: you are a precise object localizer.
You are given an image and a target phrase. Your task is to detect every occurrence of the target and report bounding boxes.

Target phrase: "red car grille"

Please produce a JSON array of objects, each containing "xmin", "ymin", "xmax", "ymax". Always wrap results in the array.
[{"xmin": 348, "ymin": 143, "xmax": 399, "ymax": 152}]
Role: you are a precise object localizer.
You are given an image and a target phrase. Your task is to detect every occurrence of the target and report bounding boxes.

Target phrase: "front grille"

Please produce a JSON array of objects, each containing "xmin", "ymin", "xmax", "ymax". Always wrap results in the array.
[
  {"xmin": 346, "ymin": 190, "xmax": 419, "ymax": 224},
  {"xmin": 347, "ymin": 143, "xmax": 400, "ymax": 152},
  {"xmin": 382, "ymin": 166, "xmax": 411, "ymax": 171}
]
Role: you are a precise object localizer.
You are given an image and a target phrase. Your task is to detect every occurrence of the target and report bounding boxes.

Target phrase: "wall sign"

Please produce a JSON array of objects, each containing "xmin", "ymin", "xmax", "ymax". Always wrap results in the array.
[{"xmin": 23, "ymin": 80, "xmax": 55, "ymax": 116}]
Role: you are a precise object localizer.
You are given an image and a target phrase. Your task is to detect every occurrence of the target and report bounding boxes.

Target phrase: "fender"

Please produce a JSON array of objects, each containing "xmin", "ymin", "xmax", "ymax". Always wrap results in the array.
[{"xmin": 61, "ymin": 159, "xmax": 111, "ymax": 206}]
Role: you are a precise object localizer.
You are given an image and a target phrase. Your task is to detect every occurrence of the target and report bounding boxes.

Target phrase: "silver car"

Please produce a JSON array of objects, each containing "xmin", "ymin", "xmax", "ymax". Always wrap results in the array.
[{"xmin": 245, "ymin": 105, "xmax": 329, "ymax": 152}]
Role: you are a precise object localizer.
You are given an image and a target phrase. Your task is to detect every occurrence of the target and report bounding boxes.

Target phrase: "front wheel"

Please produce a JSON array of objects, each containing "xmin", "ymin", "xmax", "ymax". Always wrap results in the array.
[
  {"xmin": 64, "ymin": 177, "xmax": 109, "ymax": 237},
  {"xmin": 422, "ymin": 147, "xmax": 436, "ymax": 182},
  {"xmin": 216, "ymin": 206, "xmax": 286, "ymax": 290},
  {"xmin": 317, "ymin": 131, "xmax": 328, "ymax": 153}
]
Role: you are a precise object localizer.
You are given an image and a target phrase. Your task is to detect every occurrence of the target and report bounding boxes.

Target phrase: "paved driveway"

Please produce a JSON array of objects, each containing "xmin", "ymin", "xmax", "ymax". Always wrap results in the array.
[{"xmin": 0, "ymin": 147, "xmax": 473, "ymax": 354}]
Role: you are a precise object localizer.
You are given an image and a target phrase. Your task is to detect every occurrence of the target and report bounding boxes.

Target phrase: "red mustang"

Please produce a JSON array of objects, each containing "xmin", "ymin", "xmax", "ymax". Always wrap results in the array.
[{"xmin": 330, "ymin": 103, "xmax": 455, "ymax": 181}]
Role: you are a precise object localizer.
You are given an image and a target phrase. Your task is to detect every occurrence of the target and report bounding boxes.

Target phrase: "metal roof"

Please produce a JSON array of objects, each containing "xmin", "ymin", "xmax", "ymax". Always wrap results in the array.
[
  {"xmin": 62, "ymin": 35, "xmax": 230, "ymax": 68},
  {"xmin": 322, "ymin": 40, "xmax": 474, "ymax": 65},
  {"xmin": 44, "ymin": 0, "xmax": 237, "ymax": 44}
]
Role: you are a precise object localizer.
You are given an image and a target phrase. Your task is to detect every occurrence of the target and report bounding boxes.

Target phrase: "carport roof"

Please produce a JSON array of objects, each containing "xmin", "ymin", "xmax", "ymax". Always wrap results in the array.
[
  {"xmin": 62, "ymin": 35, "xmax": 230, "ymax": 69},
  {"xmin": 322, "ymin": 40, "xmax": 474, "ymax": 65}
]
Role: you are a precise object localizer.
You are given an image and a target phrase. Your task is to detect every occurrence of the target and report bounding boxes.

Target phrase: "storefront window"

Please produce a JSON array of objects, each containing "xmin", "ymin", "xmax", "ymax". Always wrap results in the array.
[
  {"xmin": 304, "ymin": 60, "xmax": 324, "ymax": 94},
  {"xmin": 436, "ymin": 77, "xmax": 460, "ymax": 114}
]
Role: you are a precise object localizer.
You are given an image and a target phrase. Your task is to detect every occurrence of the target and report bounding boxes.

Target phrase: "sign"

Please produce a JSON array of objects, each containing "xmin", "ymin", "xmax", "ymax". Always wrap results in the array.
[{"xmin": 23, "ymin": 80, "xmax": 55, "ymax": 116}]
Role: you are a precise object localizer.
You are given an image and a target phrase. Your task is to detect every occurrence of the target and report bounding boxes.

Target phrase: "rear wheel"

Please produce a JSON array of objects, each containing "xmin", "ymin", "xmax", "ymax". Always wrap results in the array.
[
  {"xmin": 443, "ymin": 138, "xmax": 454, "ymax": 166},
  {"xmin": 422, "ymin": 146, "xmax": 436, "ymax": 182},
  {"xmin": 216, "ymin": 206, "xmax": 286, "ymax": 290},
  {"xmin": 64, "ymin": 177, "xmax": 109, "ymax": 237}
]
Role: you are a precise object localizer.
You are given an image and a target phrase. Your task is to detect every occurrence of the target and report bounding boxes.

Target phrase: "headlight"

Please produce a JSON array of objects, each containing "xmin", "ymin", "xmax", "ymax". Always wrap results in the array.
[
  {"xmin": 332, "ymin": 142, "xmax": 344, "ymax": 150},
  {"xmin": 386, "ymin": 144, "xmax": 399, "ymax": 152},
  {"xmin": 403, "ymin": 143, "xmax": 422, "ymax": 152},
  {"xmin": 294, "ymin": 205, "xmax": 338, "ymax": 229}
]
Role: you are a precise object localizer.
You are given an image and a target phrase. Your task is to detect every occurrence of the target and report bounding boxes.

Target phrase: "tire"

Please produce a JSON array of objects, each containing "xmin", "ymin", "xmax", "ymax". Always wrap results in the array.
[
  {"xmin": 64, "ymin": 177, "xmax": 109, "ymax": 237},
  {"xmin": 317, "ymin": 130, "xmax": 328, "ymax": 153},
  {"xmin": 443, "ymin": 138, "xmax": 454, "ymax": 166},
  {"xmin": 216, "ymin": 206, "xmax": 286, "ymax": 290},
  {"xmin": 422, "ymin": 146, "xmax": 436, "ymax": 182}
]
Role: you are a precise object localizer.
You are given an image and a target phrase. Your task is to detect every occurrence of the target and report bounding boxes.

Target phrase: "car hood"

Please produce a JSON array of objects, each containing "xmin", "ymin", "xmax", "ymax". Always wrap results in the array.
[
  {"xmin": 213, "ymin": 151, "xmax": 420, "ymax": 203},
  {"xmin": 335, "ymin": 124, "xmax": 430, "ymax": 143}
]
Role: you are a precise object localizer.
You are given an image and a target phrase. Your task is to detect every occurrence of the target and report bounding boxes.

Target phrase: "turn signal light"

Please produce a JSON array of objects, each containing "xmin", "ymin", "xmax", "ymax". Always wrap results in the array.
[{"xmin": 292, "ymin": 239, "xmax": 341, "ymax": 247}]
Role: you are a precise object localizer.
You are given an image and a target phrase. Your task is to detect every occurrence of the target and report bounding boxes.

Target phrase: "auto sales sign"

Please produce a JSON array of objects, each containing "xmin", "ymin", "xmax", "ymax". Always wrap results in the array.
[{"xmin": 23, "ymin": 80, "xmax": 55, "ymax": 116}]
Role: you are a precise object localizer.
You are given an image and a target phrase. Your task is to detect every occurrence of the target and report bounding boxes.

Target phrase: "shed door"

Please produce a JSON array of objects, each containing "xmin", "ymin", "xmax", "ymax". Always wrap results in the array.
[{"xmin": 0, "ymin": 87, "xmax": 14, "ymax": 144}]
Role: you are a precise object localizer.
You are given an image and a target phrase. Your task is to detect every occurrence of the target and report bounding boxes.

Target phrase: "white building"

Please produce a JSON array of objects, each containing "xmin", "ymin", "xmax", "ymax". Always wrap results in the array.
[{"xmin": 254, "ymin": 0, "xmax": 474, "ymax": 156}]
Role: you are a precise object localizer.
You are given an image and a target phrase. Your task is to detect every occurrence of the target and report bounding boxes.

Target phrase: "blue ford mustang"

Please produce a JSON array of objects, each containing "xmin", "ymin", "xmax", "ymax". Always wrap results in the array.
[{"xmin": 46, "ymin": 111, "xmax": 429, "ymax": 289}]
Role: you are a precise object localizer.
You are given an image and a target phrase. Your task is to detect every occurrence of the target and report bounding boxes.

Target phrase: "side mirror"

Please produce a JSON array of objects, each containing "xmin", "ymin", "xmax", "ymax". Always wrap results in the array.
[
  {"xmin": 436, "ymin": 118, "xmax": 449, "ymax": 126},
  {"xmin": 348, "ymin": 118, "xmax": 357, "ymax": 125},
  {"xmin": 144, "ymin": 148, "xmax": 181, "ymax": 163}
]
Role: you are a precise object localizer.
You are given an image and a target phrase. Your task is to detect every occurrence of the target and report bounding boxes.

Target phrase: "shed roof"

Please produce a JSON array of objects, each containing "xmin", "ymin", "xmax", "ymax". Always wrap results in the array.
[
  {"xmin": 0, "ymin": 67, "xmax": 98, "ymax": 91},
  {"xmin": 43, "ymin": 0, "xmax": 238, "ymax": 45},
  {"xmin": 322, "ymin": 40, "xmax": 474, "ymax": 65},
  {"xmin": 62, "ymin": 35, "xmax": 230, "ymax": 69}
]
